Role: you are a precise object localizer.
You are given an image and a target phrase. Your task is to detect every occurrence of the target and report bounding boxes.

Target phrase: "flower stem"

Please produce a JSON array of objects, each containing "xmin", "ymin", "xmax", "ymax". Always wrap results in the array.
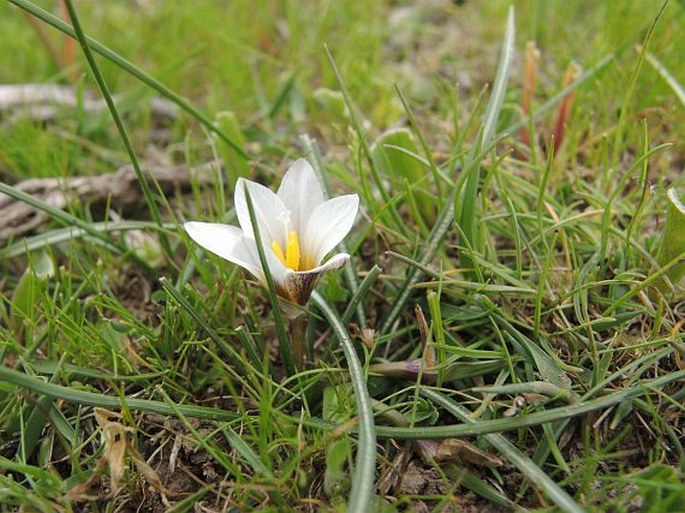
[{"xmin": 290, "ymin": 315, "xmax": 307, "ymax": 370}]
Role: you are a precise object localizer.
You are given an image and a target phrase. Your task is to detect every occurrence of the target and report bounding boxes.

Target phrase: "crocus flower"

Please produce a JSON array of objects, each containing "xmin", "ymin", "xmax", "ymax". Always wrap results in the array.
[{"xmin": 184, "ymin": 159, "xmax": 359, "ymax": 304}]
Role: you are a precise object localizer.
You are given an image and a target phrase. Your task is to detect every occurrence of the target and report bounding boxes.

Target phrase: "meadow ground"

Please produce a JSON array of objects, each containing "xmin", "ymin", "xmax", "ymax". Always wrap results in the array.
[{"xmin": 0, "ymin": 1, "xmax": 684, "ymax": 512}]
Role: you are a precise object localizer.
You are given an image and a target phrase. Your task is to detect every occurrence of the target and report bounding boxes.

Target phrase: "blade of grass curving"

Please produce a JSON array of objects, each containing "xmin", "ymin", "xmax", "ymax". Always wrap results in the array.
[
  {"xmin": 62, "ymin": 0, "xmax": 172, "ymax": 259},
  {"xmin": 480, "ymin": 8, "xmax": 516, "ymax": 148},
  {"xmin": 423, "ymin": 389, "xmax": 584, "ymax": 513},
  {"xmin": 311, "ymin": 291, "xmax": 376, "ymax": 513},
  {"xmin": 0, "ymin": 365, "xmax": 238, "ymax": 421},
  {"xmin": 242, "ymin": 185, "xmax": 295, "ymax": 377},
  {"xmin": 342, "ymin": 264, "xmax": 382, "ymax": 324},
  {"xmin": 369, "ymin": 370, "xmax": 684, "ymax": 439},
  {"xmin": 301, "ymin": 134, "xmax": 366, "ymax": 327},
  {"xmin": 0, "ymin": 221, "xmax": 177, "ymax": 260},
  {"xmin": 0, "ymin": 181, "xmax": 124, "ymax": 254},
  {"xmin": 386, "ymin": 250, "xmax": 536, "ymax": 295},
  {"xmin": 380, "ymin": 7, "xmax": 515, "ymax": 333},
  {"xmin": 457, "ymin": 6, "xmax": 515, "ymax": 272},
  {"xmin": 8, "ymin": 0, "xmax": 247, "ymax": 159}
]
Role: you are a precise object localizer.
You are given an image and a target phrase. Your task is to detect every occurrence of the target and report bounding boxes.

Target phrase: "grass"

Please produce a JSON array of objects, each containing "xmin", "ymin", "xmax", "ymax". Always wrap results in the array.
[{"xmin": 0, "ymin": 1, "xmax": 684, "ymax": 512}]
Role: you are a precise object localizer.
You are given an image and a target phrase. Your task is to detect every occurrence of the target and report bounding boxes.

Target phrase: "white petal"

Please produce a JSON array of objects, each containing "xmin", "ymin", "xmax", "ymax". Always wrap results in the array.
[
  {"xmin": 184, "ymin": 222, "xmax": 262, "ymax": 279},
  {"xmin": 260, "ymin": 240, "xmax": 290, "ymax": 284},
  {"xmin": 276, "ymin": 159, "xmax": 325, "ymax": 234},
  {"xmin": 278, "ymin": 253, "xmax": 350, "ymax": 304},
  {"xmin": 234, "ymin": 178, "xmax": 289, "ymax": 247},
  {"xmin": 304, "ymin": 194, "xmax": 359, "ymax": 263},
  {"xmin": 185, "ymin": 221, "xmax": 290, "ymax": 285},
  {"xmin": 298, "ymin": 252, "xmax": 350, "ymax": 275}
]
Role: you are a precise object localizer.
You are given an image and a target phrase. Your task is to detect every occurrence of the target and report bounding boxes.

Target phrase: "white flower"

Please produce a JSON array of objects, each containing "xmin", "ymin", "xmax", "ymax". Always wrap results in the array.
[{"xmin": 184, "ymin": 159, "xmax": 359, "ymax": 304}]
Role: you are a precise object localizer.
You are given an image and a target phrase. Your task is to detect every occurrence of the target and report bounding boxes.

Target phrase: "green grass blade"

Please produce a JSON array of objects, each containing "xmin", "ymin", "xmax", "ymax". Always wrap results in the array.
[
  {"xmin": 342, "ymin": 264, "xmax": 382, "ymax": 324},
  {"xmin": 0, "ymin": 221, "xmax": 177, "ymax": 260},
  {"xmin": 656, "ymin": 188, "xmax": 685, "ymax": 286},
  {"xmin": 394, "ymin": 84, "xmax": 444, "ymax": 206},
  {"xmin": 603, "ymin": 250, "xmax": 685, "ymax": 316},
  {"xmin": 20, "ymin": 358, "xmax": 64, "ymax": 461},
  {"xmin": 457, "ymin": 6, "xmax": 515, "ymax": 272},
  {"xmin": 0, "ymin": 365, "xmax": 238, "ymax": 421},
  {"xmin": 242, "ymin": 185, "xmax": 295, "ymax": 377},
  {"xmin": 480, "ymin": 7, "xmax": 516, "ymax": 147},
  {"xmin": 311, "ymin": 291, "xmax": 376, "ymax": 513},
  {"xmin": 0, "ymin": 181, "xmax": 124, "ymax": 254},
  {"xmin": 370, "ymin": 370, "xmax": 684, "ymax": 439}
]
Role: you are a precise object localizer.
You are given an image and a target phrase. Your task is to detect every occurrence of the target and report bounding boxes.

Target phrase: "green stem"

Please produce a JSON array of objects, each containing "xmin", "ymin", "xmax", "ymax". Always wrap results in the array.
[
  {"xmin": 291, "ymin": 315, "xmax": 307, "ymax": 370},
  {"xmin": 311, "ymin": 291, "xmax": 376, "ymax": 513}
]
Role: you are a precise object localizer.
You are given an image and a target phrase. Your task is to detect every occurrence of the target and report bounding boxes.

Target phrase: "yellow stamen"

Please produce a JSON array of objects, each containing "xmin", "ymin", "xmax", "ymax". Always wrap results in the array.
[
  {"xmin": 272, "ymin": 232, "xmax": 305, "ymax": 270},
  {"xmin": 271, "ymin": 240, "xmax": 286, "ymax": 266},
  {"xmin": 285, "ymin": 231, "xmax": 300, "ymax": 270}
]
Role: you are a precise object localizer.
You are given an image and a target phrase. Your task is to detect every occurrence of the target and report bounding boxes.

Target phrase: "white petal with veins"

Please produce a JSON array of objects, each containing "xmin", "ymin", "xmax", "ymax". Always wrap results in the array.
[
  {"xmin": 304, "ymin": 194, "xmax": 359, "ymax": 262},
  {"xmin": 276, "ymin": 158, "xmax": 326, "ymax": 234},
  {"xmin": 234, "ymin": 178, "xmax": 289, "ymax": 247},
  {"xmin": 293, "ymin": 252, "xmax": 350, "ymax": 277},
  {"xmin": 184, "ymin": 222, "xmax": 262, "ymax": 279}
]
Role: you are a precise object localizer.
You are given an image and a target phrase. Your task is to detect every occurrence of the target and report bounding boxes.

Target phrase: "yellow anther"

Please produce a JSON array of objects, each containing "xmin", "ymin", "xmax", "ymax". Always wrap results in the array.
[
  {"xmin": 272, "ymin": 232, "xmax": 303, "ymax": 270},
  {"xmin": 285, "ymin": 231, "xmax": 301, "ymax": 271},
  {"xmin": 271, "ymin": 240, "xmax": 286, "ymax": 266}
]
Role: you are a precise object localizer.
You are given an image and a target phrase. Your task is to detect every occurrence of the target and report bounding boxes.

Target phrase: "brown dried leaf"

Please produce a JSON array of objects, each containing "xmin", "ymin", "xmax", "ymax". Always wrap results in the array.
[
  {"xmin": 129, "ymin": 444, "xmax": 168, "ymax": 502},
  {"xmin": 95, "ymin": 408, "xmax": 134, "ymax": 493},
  {"xmin": 434, "ymin": 439, "xmax": 503, "ymax": 468}
]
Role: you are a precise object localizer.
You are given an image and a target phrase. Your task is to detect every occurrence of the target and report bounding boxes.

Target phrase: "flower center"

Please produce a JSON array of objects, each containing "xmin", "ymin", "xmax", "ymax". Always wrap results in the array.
[{"xmin": 272, "ymin": 231, "xmax": 315, "ymax": 271}]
